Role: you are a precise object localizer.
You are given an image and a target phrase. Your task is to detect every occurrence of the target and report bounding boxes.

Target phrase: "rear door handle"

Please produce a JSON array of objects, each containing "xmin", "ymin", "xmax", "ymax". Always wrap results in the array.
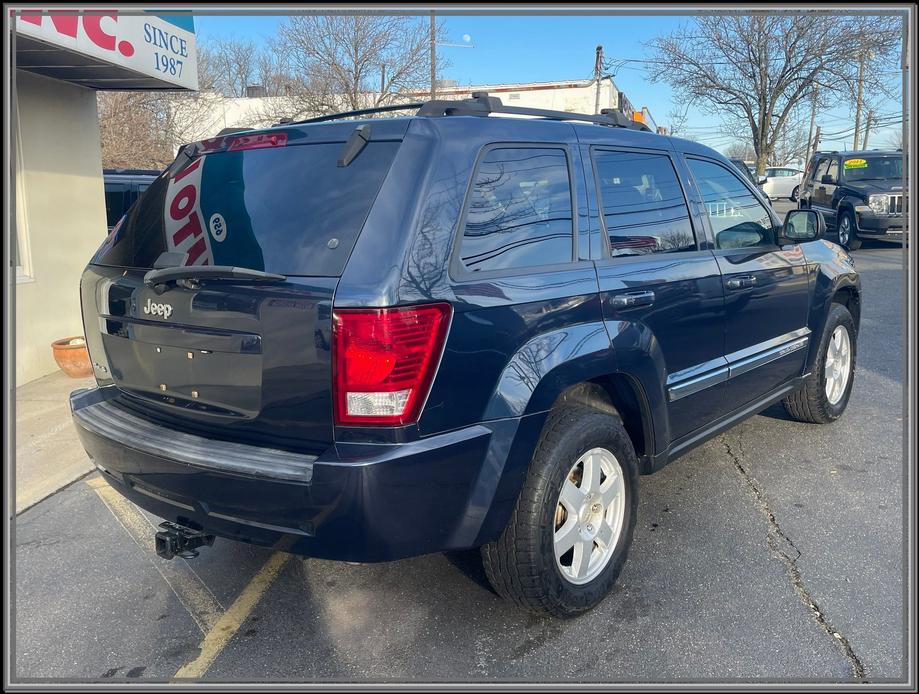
[
  {"xmin": 610, "ymin": 290, "xmax": 656, "ymax": 309},
  {"xmin": 726, "ymin": 275, "xmax": 757, "ymax": 290}
]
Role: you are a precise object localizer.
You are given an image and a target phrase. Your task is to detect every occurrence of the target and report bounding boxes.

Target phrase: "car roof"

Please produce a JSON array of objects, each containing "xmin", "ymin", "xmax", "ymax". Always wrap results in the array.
[{"xmin": 816, "ymin": 150, "xmax": 902, "ymax": 158}]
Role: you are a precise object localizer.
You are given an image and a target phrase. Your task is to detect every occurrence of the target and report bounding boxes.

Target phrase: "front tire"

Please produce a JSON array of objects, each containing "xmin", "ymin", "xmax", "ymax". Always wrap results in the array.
[
  {"xmin": 481, "ymin": 405, "xmax": 639, "ymax": 617},
  {"xmin": 837, "ymin": 209, "xmax": 862, "ymax": 250},
  {"xmin": 783, "ymin": 303, "xmax": 857, "ymax": 424}
]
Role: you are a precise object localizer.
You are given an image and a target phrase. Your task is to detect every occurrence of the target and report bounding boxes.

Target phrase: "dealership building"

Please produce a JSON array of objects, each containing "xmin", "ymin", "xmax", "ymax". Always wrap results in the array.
[{"xmin": 12, "ymin": 11, "xmax": 198, "ymax": 384}]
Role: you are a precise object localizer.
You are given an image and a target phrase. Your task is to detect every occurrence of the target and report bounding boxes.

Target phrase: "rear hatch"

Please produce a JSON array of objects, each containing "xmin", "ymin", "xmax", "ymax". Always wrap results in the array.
[{"xmin": 82, "ymin": 120, "xmax": 407, "ymax": 453}]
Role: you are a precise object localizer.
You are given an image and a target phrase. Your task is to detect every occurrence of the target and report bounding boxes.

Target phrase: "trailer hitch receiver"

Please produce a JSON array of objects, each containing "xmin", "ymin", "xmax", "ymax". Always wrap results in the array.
[{"xmin": 155, "ymin": 521, "xmax": 215, "ymax": 560}]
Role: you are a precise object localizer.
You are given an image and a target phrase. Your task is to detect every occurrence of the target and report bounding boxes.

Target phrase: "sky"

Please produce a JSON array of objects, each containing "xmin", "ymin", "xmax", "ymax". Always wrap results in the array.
[{"xmin": 193, "ymin": 13, "xmax": 905, "ymax": 158}]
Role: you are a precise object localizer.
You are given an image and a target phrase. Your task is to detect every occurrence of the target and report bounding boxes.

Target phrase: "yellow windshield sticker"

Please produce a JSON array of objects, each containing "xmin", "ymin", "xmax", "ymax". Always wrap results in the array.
[{"xmin": 844, "ymin": 158, "xmax": 868, "ymax": 169}]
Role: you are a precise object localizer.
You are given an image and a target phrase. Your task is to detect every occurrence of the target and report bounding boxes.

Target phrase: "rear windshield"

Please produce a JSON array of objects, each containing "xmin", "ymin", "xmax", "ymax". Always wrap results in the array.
[{"xmin": 92, "ymin": 140, "xmax": 400, "ymax": 276}]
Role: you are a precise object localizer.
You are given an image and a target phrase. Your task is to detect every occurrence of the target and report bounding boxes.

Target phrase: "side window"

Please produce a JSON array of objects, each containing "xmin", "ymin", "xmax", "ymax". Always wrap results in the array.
[
  {"xmin": 826, "ymin": 158, "xmax": 840, "ymax": 182},
  {"xmin": 104, "ymin": 183, "xmax": 127, "ymax": 228},
  {"xmin": 459, "ymin": 147, "xmax": 574, "ymax": 273},
  {"xmin": 687, "ymin": 158, "xmax": 776, "ymax": 250},
  {"xmin": 594, "ymin": 150, "xmax": 696, "ymax": 256},
  {"xmin": 815, "ymin": 158, "xmax": 831, "ymax": 181}
]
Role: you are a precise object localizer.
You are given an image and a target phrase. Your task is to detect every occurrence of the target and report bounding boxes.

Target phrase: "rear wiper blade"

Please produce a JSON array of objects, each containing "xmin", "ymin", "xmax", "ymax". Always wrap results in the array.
[{"xmin": 144, "ymin": 265, "xmax": 287, "ymax": 288}]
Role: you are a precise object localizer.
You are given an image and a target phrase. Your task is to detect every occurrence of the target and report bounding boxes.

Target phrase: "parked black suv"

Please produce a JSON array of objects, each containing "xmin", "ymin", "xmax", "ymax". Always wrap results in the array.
[
  {"xmin": 103, "ymin": 169, "xmax": 160, "ymax": 232},
  {"xmin": 799, "ymin": 150, "xmax": 907, "ymax": 250},
  {"xmin": 71, "ymin": 94, "xmax": 860, "ymax": 616}
]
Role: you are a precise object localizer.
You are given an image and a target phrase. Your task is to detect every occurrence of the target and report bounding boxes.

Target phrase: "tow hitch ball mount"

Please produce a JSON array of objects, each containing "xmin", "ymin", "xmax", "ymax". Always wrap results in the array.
[{"xmin": 155, "ymin": 521, "xmax": 215, "ymax": 560}]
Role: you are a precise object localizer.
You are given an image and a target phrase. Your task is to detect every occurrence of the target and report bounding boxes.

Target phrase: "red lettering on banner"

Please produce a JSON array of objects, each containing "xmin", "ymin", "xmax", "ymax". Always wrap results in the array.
[
  {"xmin": 82, "ymin": 14, "xmax": 116, "ymax": 51},
  {"xmin": 173, "ymin": 157, "xmax": 203, "ymax": 183},
  {"xmin": 170, "ymin": 185, "xmax": 196, "ymax": 221},
  {"xmin": 20, "ymin": 13, "xmax": 79, "ymax": 37},
  {"xmin": 172, "ymin": 212, "xmax": 204, "ymax": 246},
  {"xmin": 20, "ymin": 12, "xmax": 135, "ymax": 57},
  {"xmin": 185, "ymin": 237, "xmax": 208, "ymax": 265}
]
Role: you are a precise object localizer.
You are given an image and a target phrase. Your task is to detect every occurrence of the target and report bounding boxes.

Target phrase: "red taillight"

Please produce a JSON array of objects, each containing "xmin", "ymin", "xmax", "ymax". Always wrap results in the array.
[{"xmin": 333, "ymin": 303, "xmax": 452, "ymax": 426}]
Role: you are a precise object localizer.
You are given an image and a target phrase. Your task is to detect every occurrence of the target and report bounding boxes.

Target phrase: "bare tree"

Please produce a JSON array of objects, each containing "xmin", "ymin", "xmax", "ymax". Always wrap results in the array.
[
  {"xmin": 262, "ymin": 14, "xmax": 448, "ymax": 121},
  {"xmin": 97, "ymin": 91, "xmax": 173, "ymax": 168},
  {"xmin": 646, "ymin": 13, "xmax": 901, "ymax": 174},
  {"xmin": 724, "ymin": 142, "xmax": 756, "ymax": 161},
  {"xmin": 206, "ymin": 37, "xmax": 259, "ymax": 97},
  {"xmin": 666, "ymin": 103, "xmax": 691, "ymax": 138},
  {"xmin": 885, "ymin": 128, "xmax": 904, "ymax": 150}
]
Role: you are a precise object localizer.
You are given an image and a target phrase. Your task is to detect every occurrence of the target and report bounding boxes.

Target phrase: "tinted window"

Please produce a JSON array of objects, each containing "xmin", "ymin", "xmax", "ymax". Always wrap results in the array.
[
  {"xmin": 595, "ymin": 150, "xmax": 695, "ymax": 256},
  {"xmin": 688, "ymin": 158, "xmax": 775, "ymax": 250},
  {"xmin": 93, "ymin": 141, "xmax": 400, "ymax": 276},
  {"xmin": 104, "ymin": 184, "xmax": 128, "ymax": 228},
  {"xmin": 826, "ymin": 158, "xmax": 839, "ymax": 181},
  {"xmin": 459, "ymin": 147, "xmax": 574, "ymax": 272}
]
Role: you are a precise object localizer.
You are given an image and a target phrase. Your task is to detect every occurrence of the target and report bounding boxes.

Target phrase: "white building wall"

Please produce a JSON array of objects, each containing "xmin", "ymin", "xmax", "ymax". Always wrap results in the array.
[{"xmin": 15, "ymin": 71, "xmax": 107, "ymax": 384}]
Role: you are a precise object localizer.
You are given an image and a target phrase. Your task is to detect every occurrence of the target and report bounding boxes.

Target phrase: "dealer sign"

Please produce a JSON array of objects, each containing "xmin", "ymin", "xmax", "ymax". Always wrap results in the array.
[{"xmin": 15, "ymin": 11, "xmax": 198, "ymax": 90}]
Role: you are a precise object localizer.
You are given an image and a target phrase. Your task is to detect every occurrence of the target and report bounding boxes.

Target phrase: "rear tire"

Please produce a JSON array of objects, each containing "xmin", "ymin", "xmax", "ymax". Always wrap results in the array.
[
  {"xmin": 790, "ymin": 185, "xmax": 800, "ymax": 202},
  {"xmin": 783, "ymin": 303, "xmax": 856, "ymax": 424},
  {"xmin": 837, "ymin": 209, "xmax": 862, "ymax": 250},
  {"xmin": 481, "ymin": 405, "xmax": 639, "ymax": 617}
]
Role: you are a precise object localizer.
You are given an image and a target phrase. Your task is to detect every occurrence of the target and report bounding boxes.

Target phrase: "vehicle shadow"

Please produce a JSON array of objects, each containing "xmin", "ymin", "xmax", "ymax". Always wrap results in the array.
[{"xmin": 442, "ymin": 548, "xmax": 497, "ymax": 594}]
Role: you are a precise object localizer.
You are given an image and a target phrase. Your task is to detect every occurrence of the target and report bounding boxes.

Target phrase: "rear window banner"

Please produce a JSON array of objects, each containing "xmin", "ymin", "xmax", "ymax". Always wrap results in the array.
[
  {"xmin": 844, "ymin": 158, "xmax": 868, "ymax": 170},
  {"xmin": 197, "ymin": 152, "xmax": 265, "ymax": 271},
  {"xmin": 164, "ymin": 156, "xmax": 214, "ymax": 266}
]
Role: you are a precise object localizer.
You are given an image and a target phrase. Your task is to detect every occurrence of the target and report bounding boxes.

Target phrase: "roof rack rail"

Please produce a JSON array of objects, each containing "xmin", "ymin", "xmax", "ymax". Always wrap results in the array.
[
  {"xmin": 279, "ymin": 102, "xmax": 425, "ymax": 126},
  {"xmin": 418, "ymin": 92, "xmax": 651, "ymax": 131},
  {"xmin": 274, "ymin": 92, "xmax": 651, "ymax": 131}
]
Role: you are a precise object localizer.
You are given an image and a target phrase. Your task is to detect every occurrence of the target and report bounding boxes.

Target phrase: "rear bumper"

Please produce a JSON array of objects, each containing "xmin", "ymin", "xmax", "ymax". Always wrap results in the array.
[{"xmin": 71, "ymin": 387, "xmax": 536, "ymax": 562}]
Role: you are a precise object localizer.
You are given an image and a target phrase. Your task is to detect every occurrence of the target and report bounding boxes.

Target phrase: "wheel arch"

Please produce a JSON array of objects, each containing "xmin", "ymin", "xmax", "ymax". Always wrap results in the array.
[{"xmin": 550, "ymin": 377, "xmax": 653, "ymax": 468}]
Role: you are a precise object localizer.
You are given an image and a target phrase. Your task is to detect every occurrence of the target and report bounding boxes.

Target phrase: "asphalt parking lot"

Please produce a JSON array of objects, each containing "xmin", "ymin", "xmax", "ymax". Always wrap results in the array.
[{"xmin": 13, "ymin": 205, "xmax": 907, "ymax": 683}]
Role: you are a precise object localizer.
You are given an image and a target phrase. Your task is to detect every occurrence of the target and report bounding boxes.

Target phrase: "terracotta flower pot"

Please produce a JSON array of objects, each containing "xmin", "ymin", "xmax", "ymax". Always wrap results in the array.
[{"xmin": 51, "ymin": 336, "xmax": 94, "ymax": 378}]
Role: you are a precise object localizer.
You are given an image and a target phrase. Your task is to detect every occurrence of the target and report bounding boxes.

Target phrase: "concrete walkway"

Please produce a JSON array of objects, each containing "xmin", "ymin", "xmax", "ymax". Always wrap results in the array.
[{"xmin": 15, "ymin": 370, "xmax": 95, "ymax": 513}]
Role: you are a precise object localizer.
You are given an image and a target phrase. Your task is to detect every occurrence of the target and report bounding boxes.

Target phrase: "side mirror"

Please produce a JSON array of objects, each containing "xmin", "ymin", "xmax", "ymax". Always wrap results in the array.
[
  {"xmin": 758, "ymin": 176, "xmax": 768, "ymax": 185},
  {"xmin": 781, "ymin": 209, "xmax": 825, "ymax": 243},
  {"xmin": 820, "ymin": 174, "xmax": 835, "ymax": 184}
]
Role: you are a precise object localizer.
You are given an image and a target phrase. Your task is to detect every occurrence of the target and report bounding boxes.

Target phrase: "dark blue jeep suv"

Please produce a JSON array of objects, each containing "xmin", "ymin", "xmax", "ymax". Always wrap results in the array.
[{"xmin": 71, "ymin": 94, "xmax": 860, "ymax": 617}]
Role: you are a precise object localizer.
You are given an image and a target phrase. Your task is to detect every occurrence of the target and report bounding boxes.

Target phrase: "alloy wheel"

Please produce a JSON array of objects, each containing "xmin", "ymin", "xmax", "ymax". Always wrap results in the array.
[
  {"xmin": 824, "ymin": 325, "xmax": 852, "ymax": 405},
  {"xmin": 553, "ymin": 447, "xmax": 627, "ymax": 585}
]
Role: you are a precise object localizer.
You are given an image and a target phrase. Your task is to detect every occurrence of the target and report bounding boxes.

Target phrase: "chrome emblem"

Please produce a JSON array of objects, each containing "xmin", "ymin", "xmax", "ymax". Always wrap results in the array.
[{"xmin": 143, "ymin": 298, "xmax": 173, "ymax": 319}]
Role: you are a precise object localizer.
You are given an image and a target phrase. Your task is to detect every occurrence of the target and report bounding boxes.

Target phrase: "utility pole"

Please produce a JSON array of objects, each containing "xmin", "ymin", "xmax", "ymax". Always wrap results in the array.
[
  {"xmin": 806, "ymin": 87, "xmax": 818, "ymax": 160},
  {"xmin": 811, "ymin": 125, "xmax": 821, "ymax": 162},
  {"xmin": 594, "ymin": 45, "xmax": 603, "ymax": 115},
  {"xmin": 862, "ymin": 110, "xmax": 874, "ymax": 149},
  {"xmin": 429, "ymin": 12, "xmax": 436, "ymax": 100},
  {"xmin": 853, "ymin": 51, "xmax": 866, "ymax": 150}
]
